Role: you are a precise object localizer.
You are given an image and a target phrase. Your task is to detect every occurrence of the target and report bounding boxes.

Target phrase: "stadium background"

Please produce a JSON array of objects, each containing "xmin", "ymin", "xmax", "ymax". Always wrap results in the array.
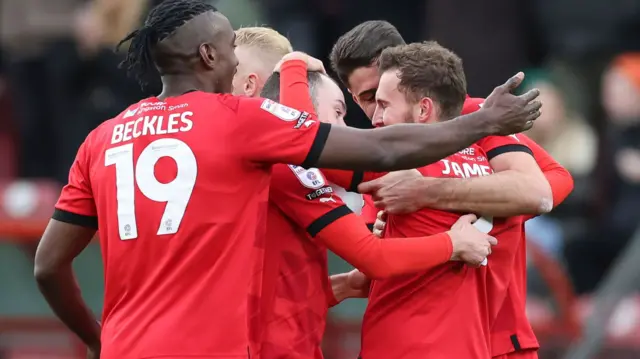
[{"xmin": 1, "ymin": 0, "xmax": 640, "ymax": 358}]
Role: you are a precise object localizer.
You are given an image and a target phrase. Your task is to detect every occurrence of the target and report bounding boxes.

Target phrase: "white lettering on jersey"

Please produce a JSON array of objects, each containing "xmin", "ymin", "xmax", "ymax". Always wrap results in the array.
[
  {"xmin": 111, "ymin": 111, "xmax": 194, "ymax": 144},
  {"xmin": 260, "ymin": 99, "xmax": 302, "ymax": 121},
  {"xmin": 105, "ymin": 138, "xmax": 197, "ymax": 240},
  {"xmin": 287, "ymin": 165, "xmax": 326, "ymax": 189},
  {"xmin": 441, "ymin": 159, "xmax": 492, "ymax": 178}
]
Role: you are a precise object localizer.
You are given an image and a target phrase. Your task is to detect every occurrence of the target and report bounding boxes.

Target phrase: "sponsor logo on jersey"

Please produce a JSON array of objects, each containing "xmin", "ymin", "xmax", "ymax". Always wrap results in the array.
[
  {"xmin": 260, "ymin": 99, "xmax": 302, "ymax": 121},
  {"xmin": 293, "ymin": 112, "xmax": 311, "ymax": 129},
  {"xmin": 123, "ymin": 107, "xmax": 139, "ymax": 118},
  {"xmin": 288, "ymin": 165, "xmax": 326, "ymax": 189},
  {"xmin": 306, "ymin": 186, "xmax": 334, "ymax": 200}
]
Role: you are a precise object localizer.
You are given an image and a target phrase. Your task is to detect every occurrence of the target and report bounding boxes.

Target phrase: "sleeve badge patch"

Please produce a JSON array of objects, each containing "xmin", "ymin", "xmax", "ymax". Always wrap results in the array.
[
  {"xmin": 260, "ymin": 99, "xmax": 302, "ymax": 121},
  {"xmin": 287, "ymin": 165, "xmax": 327, "ymax": 189}
]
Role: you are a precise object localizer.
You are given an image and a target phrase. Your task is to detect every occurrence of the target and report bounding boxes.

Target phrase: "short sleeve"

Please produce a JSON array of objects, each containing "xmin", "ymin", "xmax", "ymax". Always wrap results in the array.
[
  {"xmin": 236, "ymin": 97, "xmax": 331, "ymax": 168},
  {"xmin": 52, "ymin": 140, "xmax": 98, "ymax": 228},
  {"xmin": 270, "ymin": 165, "xmax": 352, "ymax": 238},
  {"xmin": 519, "ymin": 135, "xmax": 557, "ymax": 171},
  {"xmin": 477, "ymin": 134, "xmax": 533, "ymax": 161}
]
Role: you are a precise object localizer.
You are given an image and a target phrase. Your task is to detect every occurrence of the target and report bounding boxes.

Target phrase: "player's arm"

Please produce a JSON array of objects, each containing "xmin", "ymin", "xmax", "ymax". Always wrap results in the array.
[
  {"xmin": 34, "ymin": 140, "xmax": 101, "ymax": 352},
  {"xmin": 277, "ymin": 59, "xmax": 387, "ymax": 189},
  {"xmin": 317, "ymin": 213, "xmax": 453, "ymax": 279},
  {"xmin": 328, "ymin": 270, "xmax": 370, "ymax": 307},
  {"xmin": 239, "ymin": 60, "xmax": 541, "ymax": 171},
  {"xmin": 279, "ymin": 58, "xmax": 318, "ymax": 117},
  {"xmin": 521, "ymin": 136, "xmax": 574, "ymax": 220},
  {"xmin": 272, "ymin": 167, "xmax": 492, "ymax": 279},
  {"xmin": 415, "ymin": 135, "xmax": 555, "ymax": 216},
  {"xmin": 361, "ymin": 135, "xmax": 552, "ymax": 217}
]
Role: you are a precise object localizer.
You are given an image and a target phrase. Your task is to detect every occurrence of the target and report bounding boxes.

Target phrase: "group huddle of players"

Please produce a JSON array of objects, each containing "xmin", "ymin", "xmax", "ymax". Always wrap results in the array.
[{"xmin": 32, "ymin": 1, "xmax": 575, "ymax": 359}]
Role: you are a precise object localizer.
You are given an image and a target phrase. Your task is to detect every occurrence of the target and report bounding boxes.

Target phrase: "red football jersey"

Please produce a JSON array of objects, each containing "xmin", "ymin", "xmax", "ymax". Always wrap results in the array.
[
  {"xmin": 478, "ymin": 134, "xmax": 533, "ymax": 336},
  {"xmin": 53, "ymin": 92, "xmax": 330, "ymax": 359},
  {"xmin": 463, "ymin": 97, "xmax": 571, "ymax": 356},
  {"xmin": 250, "ymin": 164, "xmax": 351, "ymax": 359},
  {"xmin": 488, "ymin": 135, "xmax": 570, "ymax": 356},
  {"xmin": 360, "ymin": 144, "xmax": 493, "ymax": 359}
]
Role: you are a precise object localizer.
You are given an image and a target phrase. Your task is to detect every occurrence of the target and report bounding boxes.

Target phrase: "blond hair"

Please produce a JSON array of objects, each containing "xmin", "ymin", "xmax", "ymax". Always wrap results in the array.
[{"xmin": 235, "ymin": 27, "xmax": 293, "ymax": 58}]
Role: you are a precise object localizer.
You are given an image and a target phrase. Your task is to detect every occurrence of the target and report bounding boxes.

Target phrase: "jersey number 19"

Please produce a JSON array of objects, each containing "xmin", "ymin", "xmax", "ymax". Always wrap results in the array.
[{"xmin": 105, "ymin": 138, "xmax": 198, "ymax": 240}]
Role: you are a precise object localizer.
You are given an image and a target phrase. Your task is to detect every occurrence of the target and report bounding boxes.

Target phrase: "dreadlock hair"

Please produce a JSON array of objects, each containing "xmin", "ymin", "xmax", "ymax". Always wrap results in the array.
[{"xmin": 116, "ymin": 0, "xmax": 218, "ymax": 88}]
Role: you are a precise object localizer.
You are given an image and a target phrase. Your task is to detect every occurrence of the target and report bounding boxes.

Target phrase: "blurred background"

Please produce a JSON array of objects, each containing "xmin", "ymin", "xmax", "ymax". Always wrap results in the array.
[{"xmin": 1, "ymin": 0, "xmax": 640, "ymax": 358}]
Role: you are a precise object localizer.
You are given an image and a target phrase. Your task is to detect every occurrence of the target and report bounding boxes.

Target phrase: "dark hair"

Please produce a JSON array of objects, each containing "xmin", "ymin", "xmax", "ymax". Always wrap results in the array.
[
  {"xmin": 329, "ymin": 21, "xmax": 405, "ymax": 86},
  {"xmin": 116, "ymin": 0, "xmax": 218, "ymax": 88},
  {"xmin": 378, "ymin": 41, "xmax": 467, "ymax": 120},
  {"xmin": 260, "ymin": 71, "xmax": 326, "ymax": 111}
]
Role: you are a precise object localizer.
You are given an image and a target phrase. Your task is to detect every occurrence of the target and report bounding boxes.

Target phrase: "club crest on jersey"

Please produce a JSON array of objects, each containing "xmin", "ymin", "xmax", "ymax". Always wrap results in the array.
[
  {"xmin": 260, "ymin": 99, "xmax": 302, "ymax": 122},
  {"xmin": 287, "ymin": 165, "xmax": 326, "ymax": 189}
]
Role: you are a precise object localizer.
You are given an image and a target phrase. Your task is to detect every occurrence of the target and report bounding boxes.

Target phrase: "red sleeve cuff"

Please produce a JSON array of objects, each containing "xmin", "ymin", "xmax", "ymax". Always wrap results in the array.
[{"xmin": 428, "ymin": 232, "xmax": 453, "ymax": 264}]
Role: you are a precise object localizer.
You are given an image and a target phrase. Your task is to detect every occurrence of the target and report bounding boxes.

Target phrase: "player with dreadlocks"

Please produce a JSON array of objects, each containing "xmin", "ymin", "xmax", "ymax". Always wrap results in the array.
[
  {"xmin": 116, "ymin": 0, "xmax": 238, "ymax": 94},
  {"xmin": 34, "ymin": 0, "xmax": 543, "ymax": 358}
]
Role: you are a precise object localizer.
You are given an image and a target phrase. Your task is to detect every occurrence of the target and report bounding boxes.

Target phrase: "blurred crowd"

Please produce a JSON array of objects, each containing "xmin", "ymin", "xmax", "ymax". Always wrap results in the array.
[{"xmin": 1, "ymin": 0, "xmax": 640, "ymax": 301}]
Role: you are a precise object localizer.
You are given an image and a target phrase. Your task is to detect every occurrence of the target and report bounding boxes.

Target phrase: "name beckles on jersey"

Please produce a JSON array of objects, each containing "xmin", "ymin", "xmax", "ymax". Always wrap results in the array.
[{"xmin": 111, "ymin": 102, "xmax": 193, "ymax": 144}]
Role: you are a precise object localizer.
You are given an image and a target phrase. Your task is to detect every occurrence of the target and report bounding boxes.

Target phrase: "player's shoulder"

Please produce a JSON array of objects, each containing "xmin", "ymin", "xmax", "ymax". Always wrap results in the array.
[
  {"xmin": 77, "ymin": 97, "xmax": 159, "ymax": 152},
  {"xmin": 461, "ymin": 96, "xmax": 485, "ymax": 115},
  {"xmin": 238, "ymin": 96, "xmax": 308, "ymax": 122}
]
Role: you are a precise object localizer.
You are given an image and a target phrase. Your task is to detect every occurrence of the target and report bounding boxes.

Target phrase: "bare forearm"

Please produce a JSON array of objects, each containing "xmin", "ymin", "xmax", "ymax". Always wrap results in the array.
[
  {"xmin": 35, "ymin": 266, "xmax": 100, "ymax": 348},
  {"xmin": 417, "ymin": 171, "xmax": 552, "ymax": 217},
  {"xmin": 318, "ymin": 112, "xmax": 494, "ymax": 171},
  {"xmin": 329, "ymin": 273, "xmax": 355, "ymax": 305}
]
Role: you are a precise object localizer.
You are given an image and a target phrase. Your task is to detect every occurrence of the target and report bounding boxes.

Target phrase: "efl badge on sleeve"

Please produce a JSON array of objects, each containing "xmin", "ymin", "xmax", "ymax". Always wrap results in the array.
[
  {"xmin": 260, "ymin": 99, "xmax": 302, "ymax": 121},
  {"xmin": 287, "ymin": 165, "xmax": 327, "ymax": 189}
]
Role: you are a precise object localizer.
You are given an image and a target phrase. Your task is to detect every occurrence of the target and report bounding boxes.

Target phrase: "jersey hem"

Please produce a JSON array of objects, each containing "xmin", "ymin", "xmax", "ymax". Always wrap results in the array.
[
  {"xmin": 52, "ymin": 208, "xmax": 98, "ymax": 229},
  {"xmin": 491, "ymin": 332, "xmax": 540, "ymax": 356}
]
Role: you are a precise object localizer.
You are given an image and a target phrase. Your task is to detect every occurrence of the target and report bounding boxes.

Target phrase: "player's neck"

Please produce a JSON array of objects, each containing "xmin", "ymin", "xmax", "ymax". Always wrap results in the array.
[{"xmin": 157, "ymin": 74, "xmax": 216, "ymax": 100}]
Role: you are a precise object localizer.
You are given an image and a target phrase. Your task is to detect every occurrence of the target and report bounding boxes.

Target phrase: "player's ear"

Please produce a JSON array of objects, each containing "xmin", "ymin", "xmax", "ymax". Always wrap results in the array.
[
  {"xmin": 416, "ymin": 97, "xmax": 434, "ymax": 124},
  {"xmin": 199, "ymin": 43, "xmax": 216, "ymax": 70},
  {"xmin": 244, "ymin": 73, "xmax": 259, "ymax": 97}
]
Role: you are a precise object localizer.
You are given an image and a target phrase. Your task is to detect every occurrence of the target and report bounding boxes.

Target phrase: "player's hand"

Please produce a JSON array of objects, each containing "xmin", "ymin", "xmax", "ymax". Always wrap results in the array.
[
  {"xmin": 273, "ymin": 51, "xmax": 327, "ymax": 74},
  {"xmin": 481, "ymin": 72, "xmax": 542, "ymax": 136},
  {"xmin": 358, "ymin": 170, "xmax": 423, "ymax": 214},
  {"xmin": 346, "ymin": 269, "xmax": 371, "ymax": 298},
  {"xmin": 447, "ymin": 214, "xmax": 497, "ymax": 267},
  {"xmin": 372, "ymin": 211, "xmax": 387, "ymax": 237}
]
